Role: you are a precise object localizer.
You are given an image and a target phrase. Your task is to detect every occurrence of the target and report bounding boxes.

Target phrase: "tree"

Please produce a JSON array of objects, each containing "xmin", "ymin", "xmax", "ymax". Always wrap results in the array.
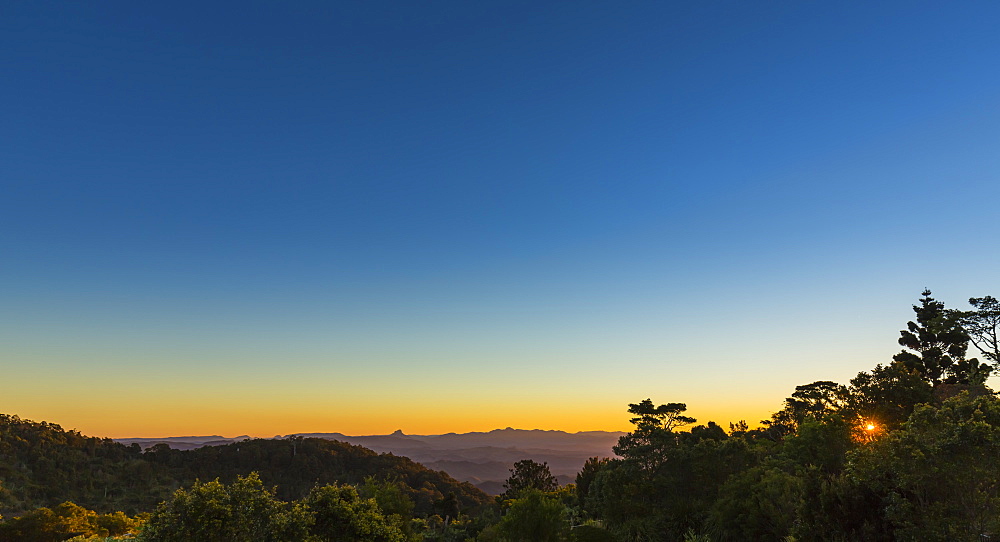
[
  {"xmin": 0, "ymin": 506, "xmax": 64, "ymax": 542},
  {"xmin": 434, "ymin": 493, "xmax": 460, "ymax": 524},
  {"xmin": 844, "ymin": 363, "xmax": 933, "ymax": 432},
  {"xmin": 704, "ymin": 462, "xmax": 804, "ymax": 541},
  {"xmin": 593, "ymin": 401, "xmax": 756, "ymax": 541},
  {"xmin": 626, "ymin": 399, "xmax": 696, "ymax": 433},
  {"xmin": 501, "ymin": 460, "xmax": 558, "ymax": 500},
  {"xmin": 360, "ymin": 477, "xmax": 416, "ymax": 539},
  {"xmin": 0, "ymin": 501, "xmax": 145, "ymax": 542},
  {"xmin": 613, "ymin": 400, "xmax": 695, "ymax": 471},
  {"xmin": 765, "ymin": 381, "xmax": 849, "ymax": 433},
  {"xmin": 575, "ymin": 457, "xmax": 610, "ymax": 513},
  {"xmin": 585, "ymin": 459, "xmax": 663, "ymax": 540},
  {"xmin": 791, "ymin": 467, "xmax": 893, "ymax": 542},
  {"xmin": 782, "ymin": 416, "xmax": 854, "ymax": 473},
  {"xmin": 305, "ymin": 483, "xmax": 405, "ymax": 542},
  {"xmin": 95, "ymin": 510, "xmax": 145, "ymax": 538},
  {"xmin": 138, "ymin": 473, "xmax": 307, "ymax": 542},
  {"xmin": 0, "ymin": 502, "xmax": 92, "ymax": 542},
  {"xmin": 892, "ymin": 289, "xmax": 989, "ymax": 385},
  {"xmin": 494, "ymin": 490, "xmax": 567, "ymax": 542},
  {"xmin": 848, "ymin": 393, "xmax": 1000, "ymax": 541},
  {"xmin": 785, "ymin": 381, "xmax": 848, "ymax": 417},
  {"xmin": 959, "ymin": 295, "xmax": 1000, "ymax": 367}
]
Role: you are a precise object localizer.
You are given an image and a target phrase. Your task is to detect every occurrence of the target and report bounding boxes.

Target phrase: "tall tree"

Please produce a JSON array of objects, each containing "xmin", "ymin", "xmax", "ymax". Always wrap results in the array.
[
  {"xmin": 625, "ymin": 399, "xmax": 696, "ymax": 433},
  {"xmin": 493, "ymin": 490, "xmax": 567, "ymax": 542},
  {"xmin": 501, "ymin": 460, "xmax": 558, "ymax": 500},
  {"xmin": 613, "ymin": 400, "xmax": 695, "ymax": 471},
  {"xmin": 766, "ymin": 381, "xmax": 849, "ymax": 432},
  {"xmin": 959, "ymin": 295, "xmax": 1000, "ymax": 367},
  {"xmin": 845, "ymin": 364, "xmax": 933, "ymax": 432},
  {"xmin": 892, "ymin": 289, "xmax": 989, "ymax": 385},
  {"xmin": 575, "ymin": 457, "xmax": 610, "ymax": 512}
]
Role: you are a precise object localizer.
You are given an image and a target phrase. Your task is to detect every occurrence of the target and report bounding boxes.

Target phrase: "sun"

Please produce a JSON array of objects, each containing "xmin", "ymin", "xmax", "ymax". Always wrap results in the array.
[{"xmin": 865, "ymin": 424, "xmax": 876, "ymax": 431}]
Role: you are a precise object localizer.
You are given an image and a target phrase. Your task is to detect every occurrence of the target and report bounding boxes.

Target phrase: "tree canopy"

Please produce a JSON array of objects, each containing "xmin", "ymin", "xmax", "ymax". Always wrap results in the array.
[
  {"xmin": 501, "ymin": 460, "xmax": 558, "ymax": 501},
  {"xmin": 576, "ymin": 289, "xmax": 1000, "ymax": 542},
  {"xmin": 0, "ymin": 418, "xmax": 489, "ymax": 521}
]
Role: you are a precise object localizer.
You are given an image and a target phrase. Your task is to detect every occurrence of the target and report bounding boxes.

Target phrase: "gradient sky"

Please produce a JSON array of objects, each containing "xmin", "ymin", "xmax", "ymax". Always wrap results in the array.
[{"xmin": 3, "ymin": 1, "xmax": 999, "ymax": 438}]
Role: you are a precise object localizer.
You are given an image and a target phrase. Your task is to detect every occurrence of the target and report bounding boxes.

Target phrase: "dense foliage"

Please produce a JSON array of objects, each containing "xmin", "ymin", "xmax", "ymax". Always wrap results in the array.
[
  {"xmin": 3, "ymin": 289, "xmax": 999, "ymax": 541},
  {"xmin": 137, "ymin": 473, "xmax": 409, "ymax": 542},
  {"xmin": 142, "ymin": 436, "xmax": 490, "ymax": 516},
  {"xmin": 0, "ymin": 415, "xmax": 151, "ymax": 515},
  {"xmin": 574, "ymin": 290, "xmax": 1000, "ymax": 542},
  {"xmin": 0, "ymin": 501, "xmax": 143, "ymax": 541},
  {"xmin": 0, "ymin": 419, "xmax": 489, "ymax": 540}
]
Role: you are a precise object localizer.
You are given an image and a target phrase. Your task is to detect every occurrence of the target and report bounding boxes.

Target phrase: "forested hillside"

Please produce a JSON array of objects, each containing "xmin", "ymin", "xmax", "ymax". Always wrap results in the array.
[
  {"xmin": 0, "ymin": 416, "xmax": 490, "ymax": 519},
  {"xmin": 143, "ymin": 437, "xmax": 491, "ymax": 515},
  {"xmin": 118, "ymin": 428, "xmax": 625, "ymax": 495},
  {"xmin": 0, "ymin": 415, "xmax": 151, "ymax": 515}
]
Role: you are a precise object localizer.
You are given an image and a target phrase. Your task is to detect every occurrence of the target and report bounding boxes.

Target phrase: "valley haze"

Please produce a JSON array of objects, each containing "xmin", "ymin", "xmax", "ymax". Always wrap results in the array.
[{"xmin": 116, "ymin": 427, "xmax": 624, "ymax": 495}]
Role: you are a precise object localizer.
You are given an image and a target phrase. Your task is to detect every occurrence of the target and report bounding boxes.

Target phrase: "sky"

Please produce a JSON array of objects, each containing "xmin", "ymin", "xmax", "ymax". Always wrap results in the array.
[{"xmin": 2, "ymin": 1, "xmax": 999, "ymax": 438}]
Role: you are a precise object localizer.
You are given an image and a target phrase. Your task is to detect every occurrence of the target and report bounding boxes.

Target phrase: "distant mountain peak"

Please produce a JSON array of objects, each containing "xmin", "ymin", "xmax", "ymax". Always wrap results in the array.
[
  {"xmin": 391, "ymin": 429, "xmax": 406, "ymax": 436},
  {"xmin": 489, "ymin": 427, "xmax": 559, "ymax": 434}
]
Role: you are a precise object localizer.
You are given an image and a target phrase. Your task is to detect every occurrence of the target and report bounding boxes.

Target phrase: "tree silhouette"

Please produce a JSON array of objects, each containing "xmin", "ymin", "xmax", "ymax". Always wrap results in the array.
[
  {"xmin": 501, "ymin": 460, "xmax": 558, "ymax": 500},
  {"xmin": 613, "ymin": 400, "xmax": 696, "ymax": 471},
  {"xmin": 892, "ymin": 290, "xmax": 989, "ymax": 385},
  {"xmin": 960, "ymin": 295, "xmax": 1000, "ymax": 367}
]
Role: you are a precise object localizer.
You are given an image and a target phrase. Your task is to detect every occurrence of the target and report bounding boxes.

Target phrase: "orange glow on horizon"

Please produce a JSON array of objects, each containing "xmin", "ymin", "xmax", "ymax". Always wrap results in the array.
[{"xmin": 6, "ymin": 398, "xmax": 775, "ymax": 440}]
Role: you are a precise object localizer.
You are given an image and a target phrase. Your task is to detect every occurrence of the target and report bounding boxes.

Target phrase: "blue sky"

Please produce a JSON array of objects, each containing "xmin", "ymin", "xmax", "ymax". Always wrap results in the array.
[{"xmin": 2, "ymin": 1, "xmax": 999, "ymax": 436}]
